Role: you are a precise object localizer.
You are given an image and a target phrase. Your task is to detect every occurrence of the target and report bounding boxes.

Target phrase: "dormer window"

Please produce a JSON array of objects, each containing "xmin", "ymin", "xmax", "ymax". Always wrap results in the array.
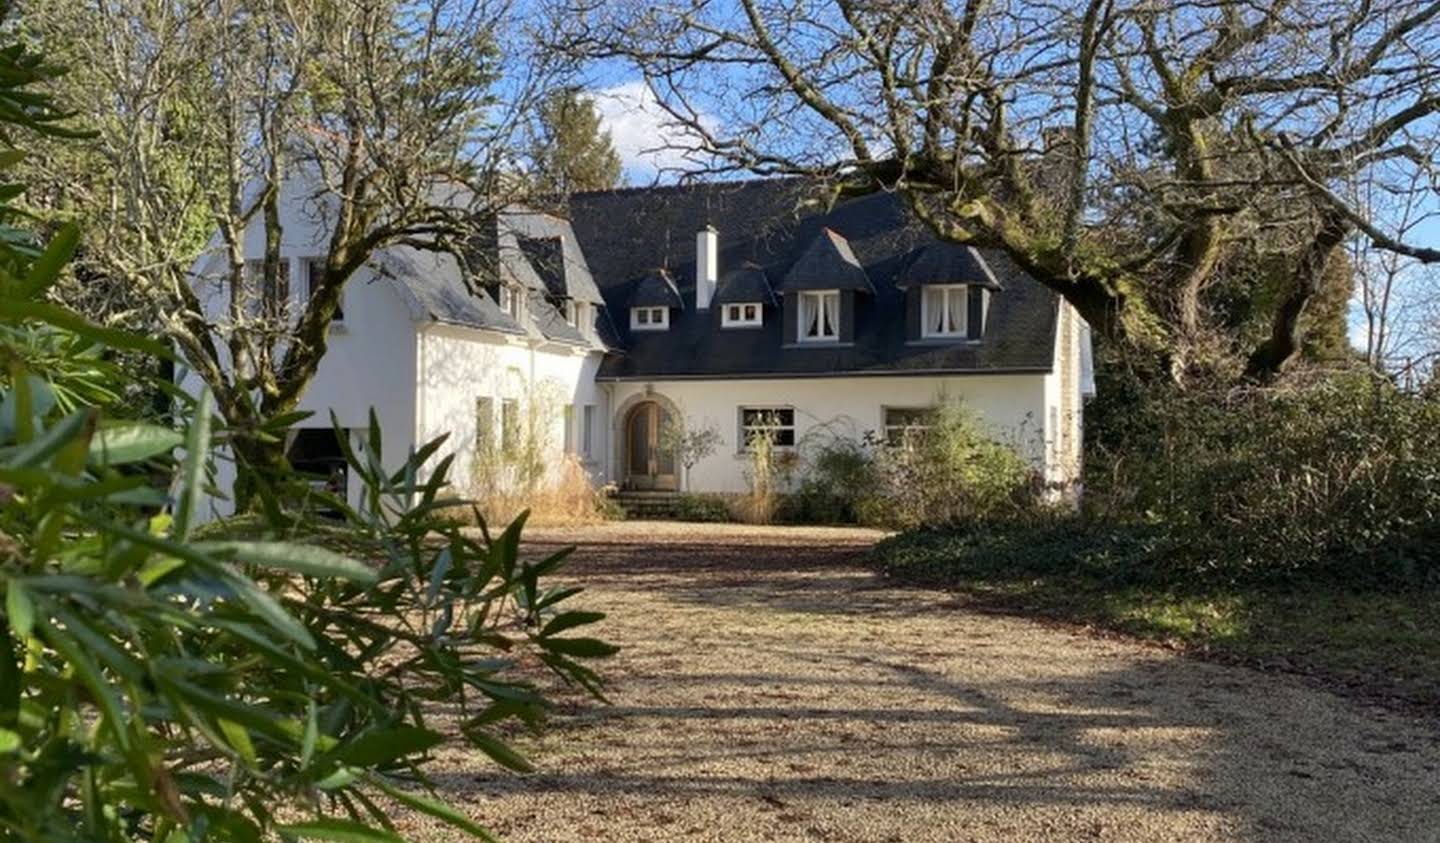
[
  {"xmin": 922, "ymin": 284, "xmax": 967, "ymax": 338},
  {"xmin": 722, "ymin": 302, "xmax": 762, "ymax": 328},
  {"xmin": 798, "ymin": 290, "xmax": 839, "ymax": 343},
  {"xmin": 631, "ymin": 306, "xmax": 668, "ymax": 331},
  {"xmin": 498, "ymin": 285, "xmax": 520, "ymax": 319},
  {"xmin": 563, "ymin": 299, "xmax": 577, "ymax": 326}
]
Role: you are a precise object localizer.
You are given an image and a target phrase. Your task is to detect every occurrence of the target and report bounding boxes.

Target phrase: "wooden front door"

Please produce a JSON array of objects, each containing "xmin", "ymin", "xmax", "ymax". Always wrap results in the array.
[{"xmin": 625, "ymin": 401, "xmax": 677, "ymax": 490}]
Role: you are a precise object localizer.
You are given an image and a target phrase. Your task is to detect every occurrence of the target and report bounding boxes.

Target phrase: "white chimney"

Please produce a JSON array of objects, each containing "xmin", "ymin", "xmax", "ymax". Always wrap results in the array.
[{"xmin": 696, "ymin": 226, "xmax": 718, "ymax": 310}]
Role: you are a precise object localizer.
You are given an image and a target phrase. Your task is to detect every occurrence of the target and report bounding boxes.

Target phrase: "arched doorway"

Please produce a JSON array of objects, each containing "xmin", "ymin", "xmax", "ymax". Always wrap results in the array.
[{"xmin": 624, "ymin": 400, "xmax": 678, "ymax": 490}]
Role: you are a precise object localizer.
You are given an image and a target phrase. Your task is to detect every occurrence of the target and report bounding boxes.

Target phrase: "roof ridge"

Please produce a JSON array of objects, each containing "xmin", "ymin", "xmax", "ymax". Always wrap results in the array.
[{"xmin": 569, "ymin": 174, "xmax": 805, "ymax": 200}]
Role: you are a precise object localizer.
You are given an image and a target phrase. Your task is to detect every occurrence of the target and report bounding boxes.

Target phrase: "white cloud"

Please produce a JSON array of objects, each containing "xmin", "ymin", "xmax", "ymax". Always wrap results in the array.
[{"xmin": 589, "ymin": 80, "xmax": 716, "ymax": 183}]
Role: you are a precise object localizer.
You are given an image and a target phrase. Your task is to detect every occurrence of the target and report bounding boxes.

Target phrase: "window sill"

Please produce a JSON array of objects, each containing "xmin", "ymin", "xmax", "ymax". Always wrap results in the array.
[
  {"xmin": 784, "ymin": 341, "xmax": 853, "ymax": 349},
  {"xmin": 721, "ymin": 323, "xmax": 764, "ymax": 330},
  {"xmin": 906, "ymin": 337, "xmax": 981, "ymax": 346}
]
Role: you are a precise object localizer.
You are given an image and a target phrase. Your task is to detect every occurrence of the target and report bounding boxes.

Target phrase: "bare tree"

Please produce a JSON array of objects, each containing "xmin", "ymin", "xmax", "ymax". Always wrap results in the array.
[
  {"xmin": 553, "ymin": 0, "xmax": 1440, "ymax": 381},
  {"xmin": 24, "ymin": 0, "xmax": 566, "ymax": 505}
]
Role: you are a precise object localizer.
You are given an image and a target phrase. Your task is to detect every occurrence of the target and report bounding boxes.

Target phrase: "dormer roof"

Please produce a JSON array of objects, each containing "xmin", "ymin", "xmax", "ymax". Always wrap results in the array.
[
  {"xmin": 897, "ymin": 242, "xmax": 1003, "ymax": 290},
  {"xmin": 628, "ymin": 268, "xmax": 684, "ymax": 309},
  {"xmin": 714, "ymin": 263, "xmax": 777, "ymax": 306},
  {"xmin": 778, "ymin": 228, "xmax": 875, "ymax": 294}
]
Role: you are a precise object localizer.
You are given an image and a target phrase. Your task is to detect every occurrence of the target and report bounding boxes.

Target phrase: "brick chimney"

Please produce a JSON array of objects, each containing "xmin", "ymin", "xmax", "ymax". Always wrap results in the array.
[{"xmin": 696, "ymin": 226, "xmax": 718, "ymax": 309}]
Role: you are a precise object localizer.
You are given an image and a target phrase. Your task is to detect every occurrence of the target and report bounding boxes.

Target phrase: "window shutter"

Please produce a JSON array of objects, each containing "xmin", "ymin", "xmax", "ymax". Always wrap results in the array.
[
  {"xmin": 782, "ymin": 293, "xmax": 798, "ymax": 345},
  {"xmin": 905, "ymin": 288, "xmax": 921, "ymax": 339},
  {"xmin": 967, "ymin": 286, "xmax": 985, "ymax": 339}
]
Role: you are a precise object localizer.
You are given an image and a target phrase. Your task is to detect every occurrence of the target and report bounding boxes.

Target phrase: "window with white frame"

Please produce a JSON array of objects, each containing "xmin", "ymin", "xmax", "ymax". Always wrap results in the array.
[
  {"xmin": 797, "ymin": 290, "xmax": 839, "ymax": 342},
  {"xmin": 739, "ymin": 406, "xmax": 796, "ymax": 449},
  {"xmin": 305, "ymin": 259, "xmax": 343, "ymax": 324},
  {"xmin": 883, "ymin": 407, "xmax": 933, "ymax": 447},
  {"xmin": 497, "ymin": 285, "xmax": 520, "ymax": 319},
  {"xmin": 581, "ymin": 404, "xmax": 596, "ymax": 459},
  {"xmin": 722, "ymin": 302, "xmax": 762, "ymax": 328},
  {"xmin": 631, "ymin": 306, "xmax": 669, "ymax": 330},
  {"xmin": 922, "ymin": 284, "xmax": 967, "ymax": 338}
]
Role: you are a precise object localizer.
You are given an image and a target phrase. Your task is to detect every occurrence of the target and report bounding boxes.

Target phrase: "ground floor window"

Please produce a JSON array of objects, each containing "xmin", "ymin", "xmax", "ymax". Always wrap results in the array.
[
  {"xmin": 501, "ymin": 399, "xmax": 520, "ymax": 453},
  {"xmin": 883, "ymin": 407, "xmax": 933, "ymax": 447},
  {"xmin": 740, "ymin": 406, "xmax": 796, "ymax": 448},
  {"xmin": 582, "ymin": 404, "xmax": 596, "ymax": 459}
]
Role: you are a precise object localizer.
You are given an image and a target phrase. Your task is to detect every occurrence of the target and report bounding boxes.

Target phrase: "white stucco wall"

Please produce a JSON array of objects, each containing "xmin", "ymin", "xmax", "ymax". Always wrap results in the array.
[
  {"xmin": 415, "ymin": 323, "xmax": 610, "ymax": 497},
  {"xmin": 181, "ymin": 174, "xmax": 423, "ymax": 519},
  {"xmin": 606, "ymin": 373, "xmax": 1050, "ymax": 494}
]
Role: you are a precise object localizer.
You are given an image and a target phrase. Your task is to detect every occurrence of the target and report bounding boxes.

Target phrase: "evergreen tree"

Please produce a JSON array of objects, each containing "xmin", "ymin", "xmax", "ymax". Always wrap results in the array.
[{"xmin": 531, "ymin": 88, "xmax": 623, "ymax": 195}]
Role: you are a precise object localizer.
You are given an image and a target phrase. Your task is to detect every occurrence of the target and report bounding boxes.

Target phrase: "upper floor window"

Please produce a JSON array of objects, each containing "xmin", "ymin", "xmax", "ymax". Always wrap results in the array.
[
  {"xmin": 498, "ymin": 285, "xmax": 520, "ymax": 319},
  {"xmin": 563, "ymin": 299, "xmax": 578, "ymax": 326},
  {"xmin": 797, "ymin": 290, "xmax": 839, "ymax": 342},
  {"xmin": 922, "ymin": 284, "xmax": 967, "ymax": 338},
  {"xmin": 722, "ymin": 302, "xmax": 762, "ymax": 328},
  {"xmin": 631, "ymin": 306, "xmax": 668, "ymax": 331},
  {"xmin": 305, "ymin": 259, "xmax": 343, "ymax": 324}
]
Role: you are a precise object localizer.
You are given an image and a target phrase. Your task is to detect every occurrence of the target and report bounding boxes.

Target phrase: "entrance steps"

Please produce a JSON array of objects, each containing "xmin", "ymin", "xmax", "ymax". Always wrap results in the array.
[{"xmin": 612, "ymin": 490, "xmax": 682, "ymax": 519}]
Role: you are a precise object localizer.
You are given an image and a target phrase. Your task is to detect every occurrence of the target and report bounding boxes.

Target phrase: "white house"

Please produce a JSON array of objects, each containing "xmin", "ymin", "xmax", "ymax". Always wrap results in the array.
[{"xmin": 187, "ymin": 177, "xmax": 1092, "ymax": 518}]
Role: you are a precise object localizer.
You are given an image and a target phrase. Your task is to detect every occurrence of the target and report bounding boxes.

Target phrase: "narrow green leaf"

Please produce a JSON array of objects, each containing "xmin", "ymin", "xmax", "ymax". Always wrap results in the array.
[
  {"xmin": 20, "ymin": 221, "xmax": 79, "ymax": 298},
  {"xmin": 89, "ymin": 422, "xmax": 183, "ymax": 466},
  {"xmin": 174, "ymin": 388, "xmax": 213, "ymax": 541},
  {"xmin": 0, "ymin": 727, "xmax": 20, "ymax": 754},
  {"xmin": 37, "ymin": 616, "xmax": 131, "ymax": 751},
  {"xmin": 221, "ymin": 571, "xmax": 315, "ymax": 650},
  {"xmin": 539, "ymin": 637, "xmax": 620, "ymax": 659},
  {"xmin": 5, "ymin": 581, "xmax": 33, "ymax": 639},
  {"xmin": 277, "ymin": 818, "xmax": 403, "ymax": 843},
  {"xmin": 7, "ymin": 409, "xmax": 88, "ymax": 468},
  {"xmin": 196, "ymin": 541, "xmax": 377, "ymax": 584},
  {"xmin": 365, "ymin": 776, "xmax": 500, "ymax": 843},
  {"xmin": 329, "ymin": 725, "xmax": 442, "ymax": 768},
  {"xmin": 464, "ymin": 730, "xmax": 534, "ymax": 774},
  {"xmin": 218, "ymin": 718, "xmax": 258, "ymax": 767},
  {"xmin": 539, "ymin": 611, "xmax": 606, "ymax": 639}
]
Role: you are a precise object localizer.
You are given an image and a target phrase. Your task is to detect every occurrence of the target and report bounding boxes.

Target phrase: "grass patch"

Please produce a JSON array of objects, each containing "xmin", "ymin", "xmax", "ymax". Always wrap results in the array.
[{"xmin": 874, "ymin": 524, "xmax": 1440, "ymax": 710}]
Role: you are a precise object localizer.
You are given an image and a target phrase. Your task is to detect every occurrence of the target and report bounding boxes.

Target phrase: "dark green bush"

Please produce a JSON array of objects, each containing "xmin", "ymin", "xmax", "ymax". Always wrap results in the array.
[
  {"xmin": 674, "ymin": 493, "xmax": 732, "ymax": 522},
  {"xmin": 788, "ymin": 437, "xmax": 875, "ymax": 524},
  {"xmin": 1086, "ymin": 372, "xmax": 1440, "ymax": 589}
]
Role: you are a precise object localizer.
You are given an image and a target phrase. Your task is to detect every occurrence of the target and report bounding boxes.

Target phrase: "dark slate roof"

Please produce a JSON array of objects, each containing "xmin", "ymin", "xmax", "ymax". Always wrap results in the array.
[
  {"xmin": 713, "ymin": 263, "xmax": 776, "ymax": 305},
  {"xmin": 374, "ymin": 245, "xmax": 525, "ymax": 335},
  {"xmin": 779, "ymin": 228, "xmax": 875, "ymax": 294},
  {"xmin": 898, "ymin": 242, "xmax": 1002, "ymax": 289},
  {"xmin": 526, "ymin": 289, "xmax": 587, "ymax": 345},
  {"xmin": 628, "ymin": 268, "xmax": 684, "ymax": 309},
  {"xmin": 497, "ymin": 208, "xmax": 605, "ymax": 304},
  {"xmin": 565, "ymin": 178, "xmax": 1059, "ymax": 380}
]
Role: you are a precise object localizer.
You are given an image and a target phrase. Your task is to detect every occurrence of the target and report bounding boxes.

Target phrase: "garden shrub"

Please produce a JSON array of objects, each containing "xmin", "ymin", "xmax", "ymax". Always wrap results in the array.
[
  {"xmin": 674, "ymin": 493, "xmax": 732, "ymax": 522},
  {"xmin": 788, "ymin": 435, "xmax": 876, "ymax": 524},
  {"xmin": 1085, "ymin": 372, "xmax": 1440, "ymax": 589}
]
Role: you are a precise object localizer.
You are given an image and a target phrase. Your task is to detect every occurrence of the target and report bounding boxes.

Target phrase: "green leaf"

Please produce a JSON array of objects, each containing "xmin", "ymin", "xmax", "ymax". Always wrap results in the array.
[
  {"xmin": 37, "ymin": 616, "xmax": 130, "ymax": 751},
  {"xmin": 366, "ymin": 775, "xmax": 500, "ymax": 842},
  {"xmin": 218, "ymin": 718, "xmax": 258, "ymax": 767},
  {"xmin": 173, "ymin": 388, "xmax": 212, "ymax": 541},
  {"xmin": 539, "ymin": 637, "xmax": 619, "ymax": 659},
  {"xmin": 539, "ymin": 610, "xmax": 606, "ymax": 639},
  {"xmin": 5, "ymin": 580, "xmax": 34, "ymax": 639},
  {"xmin": 196, "ymin": 541, "xmax": 378, "ymax": 584},
  {"xmin": 7, "ymin": 409, "xmax": 89, "ymax": 469},
  {"xmin": 330, "ymin": 725, "xmax": 442, "ymax": 768},
  {"xmin": 89, "ymin": 422, "xmax": 183, "ymax": 466},
  {"xmin": 277, "ymin": 818, "xmax": 403, "ymax": 843},
  {"xmin": 464, "ymin": 730, "xmax": 534, "ymax": 774},
  {"xmin": 0, "ymin": 727, "xmax": 19, "ymax": 754},
  {"xmin": 222, "ymin": 571, "xmax": 315, "ymax": 650},
  {"xmin": 20, "ymin": 221, "xmax": 79, "ymax": 298}
]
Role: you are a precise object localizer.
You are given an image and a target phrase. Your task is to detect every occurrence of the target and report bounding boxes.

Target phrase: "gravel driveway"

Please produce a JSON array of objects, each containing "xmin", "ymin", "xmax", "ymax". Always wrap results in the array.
[{"xmin": 418, "ymin": 522, "xmax": 1440, "ymax": 842}]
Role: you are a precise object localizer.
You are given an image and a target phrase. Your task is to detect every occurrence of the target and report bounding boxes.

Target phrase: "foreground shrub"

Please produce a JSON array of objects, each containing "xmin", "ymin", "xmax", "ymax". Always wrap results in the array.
[
  {"xmin": 674, "ymin": 493, "xmax": 731, "ymax": 522},
  {"xmin": 0, "ymin": 101, "xmax": 612, "ymax": 842}
]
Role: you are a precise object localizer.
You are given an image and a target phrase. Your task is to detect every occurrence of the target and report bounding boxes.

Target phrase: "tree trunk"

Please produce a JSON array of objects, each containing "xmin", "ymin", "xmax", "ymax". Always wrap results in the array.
[
  {"xmin": 230, "ymin": 429, "xmax": 290, "ymax": 515},
  {"xmin": 1244, "ymin": 210, "xmax": 1351, "ymax": 380}
]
